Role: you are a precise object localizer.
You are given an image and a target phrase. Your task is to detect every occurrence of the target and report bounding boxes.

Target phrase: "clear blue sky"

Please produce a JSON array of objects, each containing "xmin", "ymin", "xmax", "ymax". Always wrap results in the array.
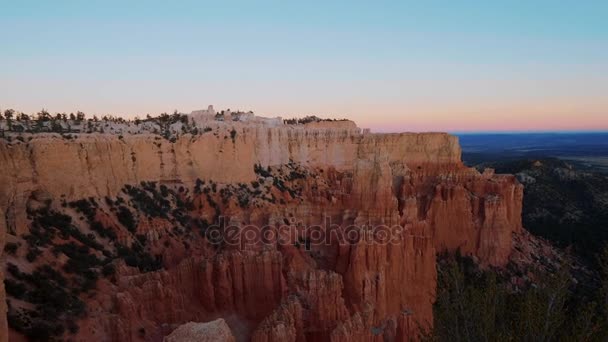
[{"xmin": 1, "ymin": 0, "xmax": 607, "ymax": 132}]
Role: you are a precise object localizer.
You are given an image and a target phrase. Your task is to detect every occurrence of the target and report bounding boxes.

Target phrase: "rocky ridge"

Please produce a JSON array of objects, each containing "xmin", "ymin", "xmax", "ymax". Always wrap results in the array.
[{"xmin": 0, "ymin": 113, "xmax": 523, "ymax": 341}]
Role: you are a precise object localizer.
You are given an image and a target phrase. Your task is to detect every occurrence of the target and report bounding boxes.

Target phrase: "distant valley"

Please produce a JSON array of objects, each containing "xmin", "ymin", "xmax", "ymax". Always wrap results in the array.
[{"xmin": 458, "ymin": 132, "xmax": 608, "ymax": 172}]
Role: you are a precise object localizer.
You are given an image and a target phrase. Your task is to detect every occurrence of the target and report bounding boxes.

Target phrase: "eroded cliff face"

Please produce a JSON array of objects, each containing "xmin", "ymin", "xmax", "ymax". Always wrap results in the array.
[
  {"xmin": 1, "ymin": 207, "xmax": 7, "ymax": 342},
  {"xmin": 0, "ymin": 128, "xmax": 460, "ymax": 203},
  {"xmin": 0, "ymin": 125, "xmax": 522, "ymax": 341}
]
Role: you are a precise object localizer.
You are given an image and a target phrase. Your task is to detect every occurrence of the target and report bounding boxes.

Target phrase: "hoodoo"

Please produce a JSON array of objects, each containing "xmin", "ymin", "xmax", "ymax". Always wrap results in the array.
[{"xmin": 0, "ymin": 109, "xmax": 523, "ymax": 341}]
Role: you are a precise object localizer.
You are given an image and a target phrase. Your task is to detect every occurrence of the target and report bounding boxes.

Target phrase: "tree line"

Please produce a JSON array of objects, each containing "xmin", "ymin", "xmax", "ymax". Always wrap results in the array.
[{"xmin": 425, "ymin": 249, "xmax": 608, "ymax": 341}]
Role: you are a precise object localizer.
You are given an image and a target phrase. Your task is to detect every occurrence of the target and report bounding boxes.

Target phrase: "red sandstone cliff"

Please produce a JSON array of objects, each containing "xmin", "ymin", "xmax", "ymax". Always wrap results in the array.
[
  {"xmin": 0, "ymin": 124, "xmax": 523, "ymax": 341},
  {"xmin": 0, "ymin": 208, "xmax": 7, "ymax": 342}
]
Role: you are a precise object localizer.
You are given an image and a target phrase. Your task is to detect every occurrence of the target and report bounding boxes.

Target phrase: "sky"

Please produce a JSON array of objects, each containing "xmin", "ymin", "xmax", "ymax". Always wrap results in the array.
[{"xmin": 1, "ymin": 0, "xmax": 607, "ymax": 132}]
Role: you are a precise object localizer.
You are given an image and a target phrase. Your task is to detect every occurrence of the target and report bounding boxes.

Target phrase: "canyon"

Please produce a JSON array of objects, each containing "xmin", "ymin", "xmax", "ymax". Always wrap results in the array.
[{"xmin": 0, "ymin": 113, "xmax": 523, "ymax": 341}]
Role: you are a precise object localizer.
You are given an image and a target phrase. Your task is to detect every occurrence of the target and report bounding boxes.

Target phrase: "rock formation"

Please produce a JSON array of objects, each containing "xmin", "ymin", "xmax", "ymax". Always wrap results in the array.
[
  {"xmin": 0, "ymin": 209, "xmax": 6, "ymax": 342},
  {"xmin": 0, "ymin": 116, "xmax": 523, "ymax": 341},
  {"xmin": 164, "ymin": 319, "xmax": 236, "ymax": 342}
]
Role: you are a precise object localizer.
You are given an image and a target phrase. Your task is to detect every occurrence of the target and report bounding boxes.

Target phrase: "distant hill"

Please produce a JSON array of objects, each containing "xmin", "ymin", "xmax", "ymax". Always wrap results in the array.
[{"xmin": 479, "ymin": 158, "xmax": 608, "ymax": 264}]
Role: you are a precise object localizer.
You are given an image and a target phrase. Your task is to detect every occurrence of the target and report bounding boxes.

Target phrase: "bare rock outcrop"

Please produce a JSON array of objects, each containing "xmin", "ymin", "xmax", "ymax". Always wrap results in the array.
[{"xmin": 164, "ymin": 319, "xmax": 235, "ymax": 342}]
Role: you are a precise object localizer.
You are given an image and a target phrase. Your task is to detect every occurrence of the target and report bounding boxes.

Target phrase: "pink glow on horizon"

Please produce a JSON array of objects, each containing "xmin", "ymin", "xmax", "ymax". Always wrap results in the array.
[
  {"xmin": 2, "ymin": 97, "xmax": 607, "ymax": 134},
  {"xmin": 347, "ymin": 100, "xmax": 608, "ymax": 133}
]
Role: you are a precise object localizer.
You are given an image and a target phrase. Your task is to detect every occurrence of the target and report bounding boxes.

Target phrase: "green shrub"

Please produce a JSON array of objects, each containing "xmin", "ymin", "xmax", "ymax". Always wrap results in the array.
[
  {"xmin": 5, "ymin": 278, "xmax": 27, "ymax": 298},
  {"xmin": 69, "ymin": 199, "xmax": 96, "ymax": 219},
  {"xmin": 230, "ymin": 129, "xmax": 237, "ymax": 143},
  {"xmin": 117, "ymin": 206, "xmax": 137, "ymax": 232},
  {"xmin": 427, "ymin": 253, "xmax": 608, "ymax": 341},
  {"xmin": 4, "ymin": 242, "xmax": 19, "ymax": 255},
  {"xmin": 6, "ymin": 263, "xmax": 86, "ymax": 340},
  {"xmin": 26, "ymin": 248, "xmax": 42, "ymax": 262},
  {"xmin": 254, "ymin": 164, "xmax": 272, "ymax": 177},
  {"xmin": 6, "ymin": 263, "xmax": 23, "ymax": 279},
  {"xmin": 160, "ymin": 184, "xmax": 169, "ymax": 197},
  {"xmin": 102, "ymin": 263, "xmax": 116, "ymax": 277},
  {"xmin": 123, "ymin": 184, "xmax": 170, "ymax": 218},
  {"xmin": 91, "ymin": 220, "xmax": 117, "ymax": 240},
  {"xmin": 116, "ymin": 244, "xmax": 162, "ymax": 272}
]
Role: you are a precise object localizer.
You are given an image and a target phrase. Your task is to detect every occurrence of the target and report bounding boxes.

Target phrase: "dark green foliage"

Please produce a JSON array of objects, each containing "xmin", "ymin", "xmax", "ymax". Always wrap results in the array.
[
  {"xmin": 254, "ymin": 164, "xmax": 272, "ymax": 178},
  {"xmin": 27, "ymin": 209, "xmax": 105, "ymax": 251},
  {"xmin": 160, "ymin": 184, "xmax": 169, "ymax": 197},
  {"xmin": 26, "ymin": 248, "xmax": 42, "ymax": 262},
  {"xmin": 141, "ymin": 111, "xmax": 192, "ymax": 140},
  {"xmin": 116, "ymin": 244, "xmax": 162, "ymax": 272},
  {"xmin": 5, "ymin": 264, "xmax": 86, "ymax": 341},
  {"xmin": 6, "ymin": 263, "xmax": 23, "ymax": 279},
  {"xmin": 287, "ymin": 188, "xmax": 297, "ymax": 199},
  {"xmin": 238, "ymin": 194, "xmax": 249, "ymax": 207},
  {"xmin": 102, "ymin": 263, "xmax": 116, "ymax": 277},
  {"xmin": 47, "ymin": 240, "xmax": 103, "ymax": 293},
  {"xmin": 173, "ymin": 208, "xmax": 192, "ymax": 227},
  {"xmin": 4, "ymin": 242, "xmax": 19, "ymax": 255},
  {"xmin": 273, "ymin": 177, "xmax": 287, "ymax": 192},
  {"xmin": 8, "ymin": 310, "xmax": 66, "ymax": 342},
  {"xmin": 8, "ymin": 207, "xmax": 115, "ymax": 337},
  {"xmin": 75, "ymin": 268, "xmax": 99, "ymax": 292},
  {"xmin": 35, "ymin": 210, "xmax": 72, "ymax": 232},
  {"xmin": 283, "ymin": 116, "xmax": 349, "ymax": 124},
  {"xmin": 69, "ymin": 199, "xmax": 97, "ymax": 219},
  {"xmin": 5, "ymin": 278, "xmax": 27, "ymax": 298},
  {"xmin": 427, "ymin": 253, "xmax": 608, "ymax": 341},
  {"xmin": 252, "ymin": 163, "xmax": 304, "ymax": 200},
  {"xmin": 123, "ymin": 183, "xmax": 170, "ymax": 218},
  {"xmin": 67, "ymin": 199, "xmax": 103, "ymax": 242},
  {"xmin": 287, "ymin": 169, "xmax": 306, "ymax": 181},
  {"xmin": 230, "ymin": 128, "xmax": 237, "ymax": 143},
  {"xmin": 91, "ymin": 220, "xmax": 117, "ymax": 240},
  {"xmin": 487, "ymin": 159, "xmax": 608, "ymax": 265},
  {"xmin": 194, "ymin": 178, "xmax": 204, "ymax": 194},
  {"xmin": 219, "ymin": 187, "xmax": 232, "ymax": 205},
  {"xmin": 117, "ymin": 206, "xmax": 137, "ymax": 232},
  {"xmin": 6, "ymin": 180, "xmax": 248, "ymax": 338},
  {"xmin": 592, "ymin": 247, "xmax": 608, "ymax": 338},
  {"xmin": 53, "ymin": 243, "xmax": 101, "ymax": 271}
]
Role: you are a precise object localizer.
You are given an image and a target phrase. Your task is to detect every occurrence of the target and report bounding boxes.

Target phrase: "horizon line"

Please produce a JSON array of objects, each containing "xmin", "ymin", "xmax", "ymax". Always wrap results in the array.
[{"xmin": 450, "ymin": 129, "xmax": 608, "ymax": 135}]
